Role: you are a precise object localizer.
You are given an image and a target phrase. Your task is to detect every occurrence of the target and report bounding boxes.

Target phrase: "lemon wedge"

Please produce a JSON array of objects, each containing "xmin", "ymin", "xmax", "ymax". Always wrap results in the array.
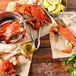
[
  {"xmin": 48, "ymin": 5, "xmax": 55, "ymax": 12},
  {"xmin": 59, "ymin": 0, "xmax": 62, "ymax": 3},
  {"xmin": 61, "ymin": 4, "xmax": 65, "ymax": 11},
  {"xmin": 43, "ymin": 0, "xmax": 51, "ymax": 8},
  {"xmin": 52, "ymin": 4, "xmax": 61, "ymax": 14},
  {"xmin": 43, "ymin": 0, "xmax": 65, "ymax": 14},
  {"xmin": 48, "ymin": 0, "xmax": 60, "ymax": 5}
]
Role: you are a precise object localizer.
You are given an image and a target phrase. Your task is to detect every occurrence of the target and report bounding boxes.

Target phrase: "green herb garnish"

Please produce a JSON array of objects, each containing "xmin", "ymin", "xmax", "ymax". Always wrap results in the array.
[{"xmin": 62, "ymin": 53, "xmax": 76, "ymax": 76}]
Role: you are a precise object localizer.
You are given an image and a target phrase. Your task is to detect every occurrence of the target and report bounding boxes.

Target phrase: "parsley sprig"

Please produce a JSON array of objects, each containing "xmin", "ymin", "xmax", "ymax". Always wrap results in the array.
[{"xmin": 62, "ymin": 53, "xmax": 76, "ymax": 76}]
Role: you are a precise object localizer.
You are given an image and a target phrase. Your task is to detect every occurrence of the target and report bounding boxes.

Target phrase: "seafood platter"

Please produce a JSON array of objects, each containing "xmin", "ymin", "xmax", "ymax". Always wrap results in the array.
[{"xmin": 0, "ymin": 0, "xmax": 76, "ymax": 76}]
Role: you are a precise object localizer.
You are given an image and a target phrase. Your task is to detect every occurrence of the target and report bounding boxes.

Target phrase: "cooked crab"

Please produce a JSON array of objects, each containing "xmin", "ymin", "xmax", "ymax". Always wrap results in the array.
[
  {"xmin": 15, "ymin": 3, "xmax": 51, "ymax": 29},
  {"xmin": 0, "ymin": 19, "xmax": 26, "ymax": 43},
  {"xmin": 0, "ymin": 59, "xmax": 16, "ymax": 74},
  {"xmin": 50, "ymin": 24, "xmax": 76, "ymax": 53}
]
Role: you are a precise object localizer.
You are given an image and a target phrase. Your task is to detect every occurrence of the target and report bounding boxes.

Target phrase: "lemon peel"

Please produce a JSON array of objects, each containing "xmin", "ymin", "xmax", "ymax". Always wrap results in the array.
[
  {"xmin": 52, "ymin": 4, "xmax": 61, "ymax": 14},
  {"xmin": 48, "ymin": 0, "xmax": 60, "ymax": 5},
  {"xmin": 43, "ymin": 0, "xmax": 51, "ymax": 8},
  {"xmin": 48, "ymin": 5, "xmax": 55, "ymax": 12},
  {"xmin": 61, "ymin": 4, "xmax": 65, "ymax": 11}
]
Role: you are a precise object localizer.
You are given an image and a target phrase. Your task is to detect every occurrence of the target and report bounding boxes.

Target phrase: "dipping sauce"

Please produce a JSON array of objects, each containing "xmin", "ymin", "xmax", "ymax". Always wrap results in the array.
[{"xmin": 23, "ymin": 43, "xmax": 36, "ymax": 54}]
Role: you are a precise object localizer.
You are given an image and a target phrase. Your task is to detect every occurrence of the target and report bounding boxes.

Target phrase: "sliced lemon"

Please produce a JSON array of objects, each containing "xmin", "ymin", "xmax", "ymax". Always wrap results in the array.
[
  {"xmin": 59, "ymin": 0, "xmax": 62, "ymax": 3},
  {"xmin": 48, "ymin": 0, "xmax": 59, "ymax": 5},
  {"xmin": 61, "ymin": 4, "xmax": 65, "ymax": 11},
  {"xmin": 48, "ymin": 5, "xmax": 55, "ymax": 12},
  {"xmin": 43, "ymin": 0, "xmax": 51, "ymax": 8},
  {"xmin": 52, "ymin": 4, "xmax": 61, "ymax": 14}
]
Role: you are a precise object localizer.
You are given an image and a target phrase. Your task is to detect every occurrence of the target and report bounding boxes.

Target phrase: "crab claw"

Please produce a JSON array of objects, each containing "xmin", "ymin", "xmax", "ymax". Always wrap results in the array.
[
  {"xmin": 22, "ymin": 29, "xmax": 26, "ymax": 39},
  {"xmin": 28, "ymin": 19, "xmax": 40, "ymax": 30},
  {"xmin": 50, "ymin": 26, "xmax": 58, "ymax": 42},
  {"xmin": 0, "ymin": 37, "xmax": 5, "ymax": 40},
  {"xmin": 56, "ymin": 42, "xmax": 72, "ymax": 53},
  {"xmin": 12, "ymin": 73, "xmax": 16, "ymax": 76},
  {"xmin": 19, "ymin": 47, "xmax": 28, "ymax": 59},
  {"xmin": 5, "ymin": 28, "xmax": 25, "ymax": 44},
  {"xmin": 0, "ymin": 59, "xmax": 16, "ymax": 74},
  {"xmin": 8, "ymin": 56, "xmax": 19, "ymax": 66},
  {"xmin": 16, "ymin": 4, "xmax": 32, "ymax": 17},
  {"xmin": 0, "ymin": 52, "xmax": 9, "ymax": 54},
  {"xmin": 58, "ymin": 24, "xmax": 76, "ymax": 42},
  {"xmin": 5, "ymin": 36, "xmax": 18, "ymax": 44}
]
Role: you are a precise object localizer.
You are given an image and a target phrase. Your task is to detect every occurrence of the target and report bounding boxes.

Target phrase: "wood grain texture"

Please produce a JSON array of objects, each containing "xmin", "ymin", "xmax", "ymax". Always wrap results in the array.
[
  {"xmin": 29, "ymin": 62, "xmax": 72, "ymax": 76},
  {"xmin": 0, "ymin": 0, "xmax": 76, "ymax": 76},
  {"xmin": 67, "ymin": 0, "xmax": 76, "ymax": 8}
]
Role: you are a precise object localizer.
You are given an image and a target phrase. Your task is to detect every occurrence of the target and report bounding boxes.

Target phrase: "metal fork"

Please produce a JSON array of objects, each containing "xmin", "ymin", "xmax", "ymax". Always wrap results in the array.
[{"xmin": 31, "ymin": 27, "xmax": 40, "ymax": 50}]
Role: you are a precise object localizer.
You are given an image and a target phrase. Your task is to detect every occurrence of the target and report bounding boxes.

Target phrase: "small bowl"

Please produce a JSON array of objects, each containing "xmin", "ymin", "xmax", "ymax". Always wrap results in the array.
[
  {"xmin": 0, "ymin": 11, "xmax": 26, "ymax": 44},
  {"xmin": 41, "ymin": 0, "xmax": 67, "ymax": 17}
]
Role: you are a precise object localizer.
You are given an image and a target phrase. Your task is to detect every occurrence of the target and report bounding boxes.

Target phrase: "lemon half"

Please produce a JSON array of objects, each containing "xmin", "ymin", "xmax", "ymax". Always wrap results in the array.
[
  {"xmin": 43, "ymin": 0, "xmax": 51, "ymax": 8},
  {"xmin": 59, "ymin": 0, "xmax": 62, "ymax": 3},
  {"xmin": 48, "ymin": 5, "xmax": 55, "ymax": 12},
  {"xmin": 61, "ymin": 4, "xmax": 65, "ymax": 11},
  {"xmin": 48, "ymin": 0, "xmax": 60, "ymax": 5},
  {"xmin": 52, "ymin": 4, "xmax": 61, "ymax": 14},
  {"xmin": 43, "ymin": 0, "xmax": 65, "ymax": 14}
]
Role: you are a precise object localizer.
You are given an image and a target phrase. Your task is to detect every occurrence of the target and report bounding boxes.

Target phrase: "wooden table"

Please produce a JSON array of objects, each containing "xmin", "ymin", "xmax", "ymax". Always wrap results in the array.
[{"xmin": 0, "ymin": 0, "xmax": 76, "ymax": 76}]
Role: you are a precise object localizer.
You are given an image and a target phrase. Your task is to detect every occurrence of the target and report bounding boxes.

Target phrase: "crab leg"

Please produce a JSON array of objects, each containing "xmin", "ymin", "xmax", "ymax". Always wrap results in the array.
[
  {"xmin": 19, "ymin": 47, "xmax": 28, "ymax": 59},
  {"xmin": 28, "ymin": 19, "xmax": 40, "ymax": 30},
  {"xmin": 22, "ymin": 29, "xmax": 26, "ymax": 39},
  {"xmin": 17, "ymin": 4, "xmax": 32, "ymax": 17},
  {"xmin": 0, "ymin": 47, "xmax": 12, "ymax": 54},
  {"xmin": 0, "ymin": 59, "xmax": 16, "ymax": 74},
  {"xmin": 12, "ymin": 73, "xmax": 16, "ymax": 76},
  {"xmin": 9, "ymin": 56, "xmax": 19, "ymax": 65},
  {"xmin": 5, "ymin": 35, "xmax": 19, "ymax": 43},
  {"xmin": 4, "ymin": 46, "xmax": 20, "ymax": 60},
  {"xmin": 50, "ymin": 26, "xmax": 58, "ymax": 41},
  {"xmin": 5, "ymin": 28, "xmax": 25, "ymax": 43},
  {"xmin": 0, "ymin": 52, "xmax": 9, "ymax": 54},
  {"xmin": 45, "ymin": 15, "xmax": 51, "ymax": 22},
  {"xmin": 58, "ymin": 24, "xmax": 76, "ymax": 42},
  {"xmin": 50, "ymin": 25, "xmax": 74, "ymax": 53},
  {"xmin": 56, "ymin": 42, "xmax": 72, "ymax": 53},
  {"xmin": 0, "ymin": 37, "xmax": 5, "ymax": 40},
  {"xmin": 4, "ymin": 46, "xmax": 28, "ymax": 60}
]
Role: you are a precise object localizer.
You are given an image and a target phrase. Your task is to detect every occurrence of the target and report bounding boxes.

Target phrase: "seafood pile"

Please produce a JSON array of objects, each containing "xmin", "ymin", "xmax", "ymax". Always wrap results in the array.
[
  {"xmin": 1, "ymin": 0, "xmax": 76, "ymax": 76},
  {"xmin": 0, "ymin": 59, "xmax": 16, "ymax": 74},
  {"xmin": 0, "ymin": 44, "xmax": 28, "ymax": 75},
  {"xmin": 0, "ymin": 19, "xmax": 26, "ymax": 44},
  {"xmin": 0, "ymin": 1, "xmax": 52, "ymax": 75},
  {"xmin": 50, "ymin": 19, "xmax": 76, "ymax": 53},
  {"xmin": 14, "ymin": 3, "xmax": 51, "ymax": 29}
]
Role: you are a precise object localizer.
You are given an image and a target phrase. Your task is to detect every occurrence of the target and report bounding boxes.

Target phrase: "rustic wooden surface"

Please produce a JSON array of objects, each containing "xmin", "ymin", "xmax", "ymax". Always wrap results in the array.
[{"xmin": 0, "ymin": 0, "xmax": 76, "ymax": 76}]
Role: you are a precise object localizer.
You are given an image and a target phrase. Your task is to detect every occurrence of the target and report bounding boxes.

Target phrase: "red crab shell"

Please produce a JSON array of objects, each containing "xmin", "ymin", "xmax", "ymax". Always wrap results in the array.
[{"xmin": 0, "ymin": 59, "xmax": 16, "ymax": 74}]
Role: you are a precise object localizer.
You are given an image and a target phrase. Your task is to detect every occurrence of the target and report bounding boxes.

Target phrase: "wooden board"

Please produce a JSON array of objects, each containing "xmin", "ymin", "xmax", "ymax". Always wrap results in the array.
[
  {"xmin": 0, "ymin": 0, "xmax": 57, "ymax": 76},
  {"xmin": 50, "ymin": 12, "xmax": 76, "ymax": 58},
  {"xmin": 0, "ymin": 0, "xmax": 76, "ymax": 76}
]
